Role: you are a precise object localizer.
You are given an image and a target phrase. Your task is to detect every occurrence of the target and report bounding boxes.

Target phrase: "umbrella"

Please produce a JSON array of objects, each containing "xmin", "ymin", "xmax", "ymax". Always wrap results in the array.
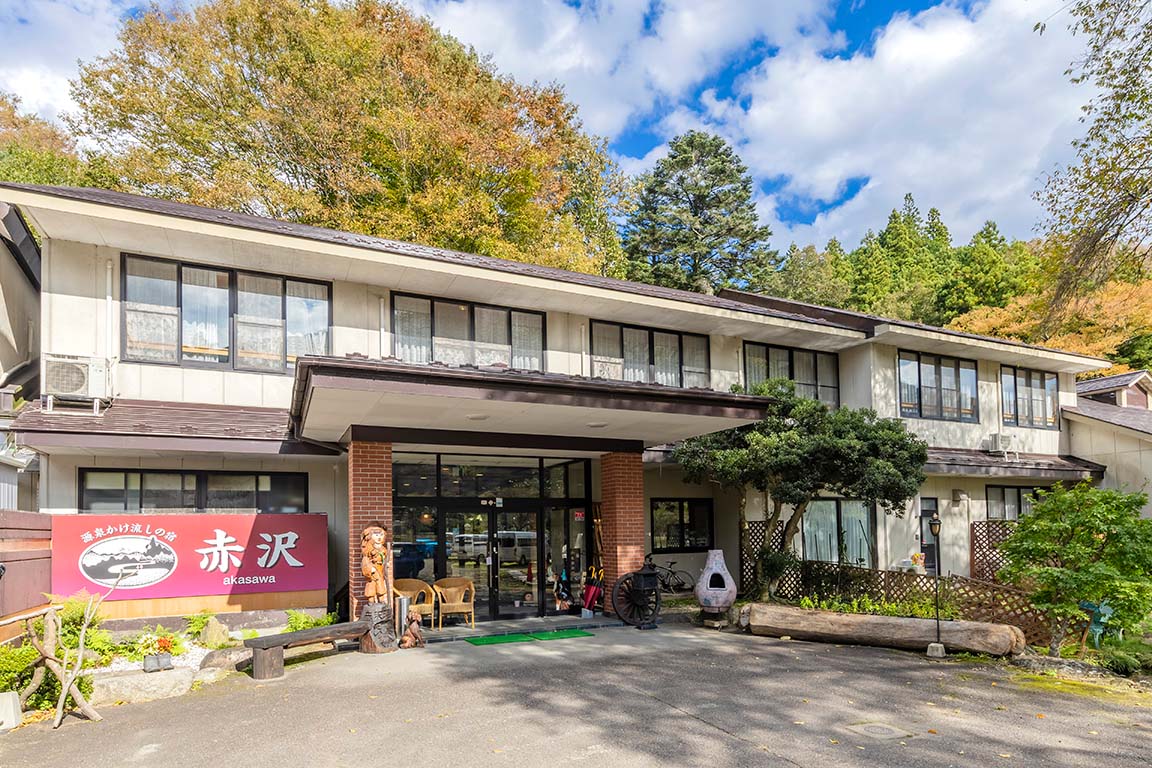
[{"xmin": 583, "ymin": 566, "xmax": 604, "ymax": 610}]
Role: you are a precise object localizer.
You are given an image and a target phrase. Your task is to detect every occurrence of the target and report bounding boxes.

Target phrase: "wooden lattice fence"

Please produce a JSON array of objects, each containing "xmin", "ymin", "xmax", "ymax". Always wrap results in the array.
[
  {"xmin": 740, "ymin": 520, "xmax": 785, "ymax": 591},
  {"xmin": 970, "ymin": 520, "xmax": 1016, "ymax": 582},
  {"xmin": 769, "ymin": 560, "xmax": 1054, "ymax": 646}
]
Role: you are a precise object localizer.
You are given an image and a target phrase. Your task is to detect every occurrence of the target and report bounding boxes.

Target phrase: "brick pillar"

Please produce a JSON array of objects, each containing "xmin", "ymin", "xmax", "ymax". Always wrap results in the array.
[
  {"xmin": 348, "ymin": 441, "xmax": 392, "ymax": 619},
  {"xmin": 600, "ymin": 451, "xmax": 646, "ymax": 612}
]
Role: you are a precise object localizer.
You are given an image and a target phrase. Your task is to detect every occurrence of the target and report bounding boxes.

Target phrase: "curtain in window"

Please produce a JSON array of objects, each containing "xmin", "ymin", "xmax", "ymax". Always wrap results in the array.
[
  {"xmin": 1001, "ymin": 367, "xmax": 1017, "ymax": 423},
  {"xmin": 803, "ymin": 501, "xmax": 838, "ymax": 563},
  {"xmin": 817, "ymin": 352, "xmax": 839, "ymax": 406},
  {"xmin": 941, "ymin": 361, "xmax": 959, "ymax": 420},
  {"xmin": 682, "ymin": 335, "xmax": 709, "ymax": 388},
  {"xmin": 769, "ymin": 347, "xmax": 790, "ymax": 380},
  {"xmin": 433, "ymin": 301, "xmax": 471, "ymax": 366},
  {"xmin": 841, "ymin": 501, "xmax": 873, "ymax": 568},
  {"xmin": 591, "ymin": 322, "xmax": 622, "ymax": 379},
  {"xmin": 181, "ymin": 267, "xmax": 230, "ymax": 363},
  {"xmin": 511, "ymin": 312, "xmax": 543, "ymax": 370},
  {"xmin": 125, "ymin": 258, "xmax": 179, "ymax": 362},
  {"xmin": 237, "ymin": 274, "xmax": 285, "ymax": 371},
  {"xmin": 206, "ymin": 475, "xmax": 257, "ymax": 512},
  {"xmin": 919, "ymin": 355, "xmax": 940, "ymax": 417},
  {"xmin": 899, "ymin": 352, "xmax": 919, "ymax": 416},
  {"xmin": 286, "ymin": 281, "xmax": 329, "ymax": 364},
  {"xmin": 142, "ymin": 473, "xmax": 196, "ymax": 512},
  {"xmin": 653, "ymin": 332, "xmax": 680, "ymax": 386},
  {"xmin": 1030, "ymin": 371, "xmax": 1046, "ymax": 427},
  {"xmin": 745, "ymin": 345, "xmax": 767, "ymax": 389},
  {"xmin": 623, "ymin": 327, "xmax": 649, "ymax": 382},
  {"xmin": 958, "ymin": 360, "xmax": 977, "ymax": 421},
  {"xmin": 1045, "ymin": 373, "xmax": 1059, "ymax": 428},
  {"xmin": 793, "ymin": 351, "xmax": 817, "ymax": 399},
  {"xmin": 1015, "ymin": 369, "xmax": 1029, "ymax": 426},
  {"xmin": 394, "ymin": 296, "xmax": 432, "ymax": 364},
  {"xmin": 474, "ymin": 306, "xmax": 510, "ymax": 367}
]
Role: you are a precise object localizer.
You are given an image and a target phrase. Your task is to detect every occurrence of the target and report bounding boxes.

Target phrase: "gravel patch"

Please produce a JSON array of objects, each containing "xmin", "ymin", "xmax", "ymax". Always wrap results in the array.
[{"xmin": 89, "ymin": 644, "xmax": 213, "ymax": 676}]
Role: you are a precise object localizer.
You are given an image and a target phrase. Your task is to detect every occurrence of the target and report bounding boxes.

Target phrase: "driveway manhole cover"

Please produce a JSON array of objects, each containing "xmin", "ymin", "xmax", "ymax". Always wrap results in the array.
[{"xmin": 843, "ymin": 722, "xmax": 913, "ymax": 740}]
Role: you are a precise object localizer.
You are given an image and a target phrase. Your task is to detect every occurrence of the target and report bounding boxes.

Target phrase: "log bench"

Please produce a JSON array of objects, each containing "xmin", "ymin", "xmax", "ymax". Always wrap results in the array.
[{"xmin": 243, "ymin": 620, "xmax": 369, "ymax": 680}]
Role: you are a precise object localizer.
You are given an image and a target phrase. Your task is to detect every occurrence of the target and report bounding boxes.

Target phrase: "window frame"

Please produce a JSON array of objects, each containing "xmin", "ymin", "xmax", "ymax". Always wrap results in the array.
[
  {"xmin": 389, "ymin": 291, "xmax": 547, "ymax": 372},
  {"xmin": 798, "ymin": 498, "xmax": 878, "ymax": 567},
  {"xmin": 78, "ymin": 468, "xmax": 310, "ymax": 514},
  {"xmin": 985, "ymin": 484, "xmax": 1047, "ymax": 521},
  {"xmin": 1000, "ymin": 365, "xmax": 1060, "ymax": 430},
  {"xmin": 120, "ymin": 253, "xmax": 331, "ymax": 375},
  {"xmin": 742, "ymin": 341, "xmax": 840, "ymax": 405},
  {"xmin": 649, "ymin": 497, "xmax": 715, "ymax": 554},
  {"xmin": 589, "ymin": 319, "xmax": 710, "ymax": 389},
  {"xmin": 897, "ymin": 350, "xmax": 980, "ymax": 423}
]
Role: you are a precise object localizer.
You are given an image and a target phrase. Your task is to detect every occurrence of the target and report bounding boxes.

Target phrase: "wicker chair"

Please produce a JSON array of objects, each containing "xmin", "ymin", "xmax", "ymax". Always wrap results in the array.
[
  {"xmin": 432, "ymin": 577, "xmax": 475, "ymax": 629},
  {"xmin": 392, "ymin": 579, "xmax": 436, "ymax": 627}
]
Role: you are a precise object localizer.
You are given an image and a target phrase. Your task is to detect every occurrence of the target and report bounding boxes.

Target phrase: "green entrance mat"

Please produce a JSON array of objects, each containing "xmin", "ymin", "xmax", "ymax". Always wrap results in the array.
[
  {"xmin": 464, "ymin": 633, "xmax": 537, "ymax": 646},
  {"xmin": 527, "ymin": 629, "xmax": 595, "ymax": 641}
]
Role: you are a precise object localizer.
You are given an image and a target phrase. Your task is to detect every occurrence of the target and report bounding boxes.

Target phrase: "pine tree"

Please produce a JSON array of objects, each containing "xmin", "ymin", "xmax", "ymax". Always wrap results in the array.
[{"xmin": 622, "ymin": 130, "xmax": 774, "ymax": 293}]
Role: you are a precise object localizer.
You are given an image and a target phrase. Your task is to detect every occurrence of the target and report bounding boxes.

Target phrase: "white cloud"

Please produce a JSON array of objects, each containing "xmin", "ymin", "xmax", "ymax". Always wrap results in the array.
[
  {"xmin": 0, "ymin": 1, "xmax": 134, "ymax": 120},
  {"xmin": 716, "ymin": 0, "xmax": 1087, "ymax": 245}
]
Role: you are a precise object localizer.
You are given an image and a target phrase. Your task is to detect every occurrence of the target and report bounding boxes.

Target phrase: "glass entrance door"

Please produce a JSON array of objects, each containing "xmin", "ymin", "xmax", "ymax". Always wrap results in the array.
[
  {"xmin": 494, "ymin": 510, "xmax": 538, "ymax": 618},
  {"xmin": 443, "ymin": 508, "xmax": 492, "ymax": 619}
]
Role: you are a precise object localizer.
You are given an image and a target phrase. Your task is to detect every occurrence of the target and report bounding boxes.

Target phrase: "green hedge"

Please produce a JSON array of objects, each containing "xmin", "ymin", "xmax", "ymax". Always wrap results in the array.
[{"xmin": 0, "ymin": 643, "xmax": 94, "ymax": 712}]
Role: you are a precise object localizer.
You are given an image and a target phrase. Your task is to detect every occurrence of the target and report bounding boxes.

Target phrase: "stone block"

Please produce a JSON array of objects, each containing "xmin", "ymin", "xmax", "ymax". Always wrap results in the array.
[
  {"xmin": 199, "ymin": 617, "xmax": 231, "ymax": 649},
  {"xmin": 90, "ymin": 668, "xmax": 196, "ymax": 707},
  {"xmin": 200, "ymin": 647, "xmax": 253, "ymax": 671}
]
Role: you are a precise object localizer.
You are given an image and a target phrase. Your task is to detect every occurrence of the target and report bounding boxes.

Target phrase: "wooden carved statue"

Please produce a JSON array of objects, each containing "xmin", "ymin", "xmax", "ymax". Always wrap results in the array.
[
  {"xmin": 399, "ymin": 608, "xmax": 426, "ymax": 649},
  {"xmin": 360, "ymin": 524, "xmax": 392, "ymax": 604}
]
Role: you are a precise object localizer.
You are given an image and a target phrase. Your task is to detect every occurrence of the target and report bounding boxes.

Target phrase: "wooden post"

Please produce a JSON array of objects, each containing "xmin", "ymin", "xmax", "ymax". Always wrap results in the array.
[{"xmin": 250, "ymin": 647, "xmax": 285, "ymax": 681}]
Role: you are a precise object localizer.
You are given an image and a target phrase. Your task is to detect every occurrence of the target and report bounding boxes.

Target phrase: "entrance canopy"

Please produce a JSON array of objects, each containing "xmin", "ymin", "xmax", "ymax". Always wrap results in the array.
[{"xmin": 292, "ymin": 357, "xmax": 769, "ymax": 450}]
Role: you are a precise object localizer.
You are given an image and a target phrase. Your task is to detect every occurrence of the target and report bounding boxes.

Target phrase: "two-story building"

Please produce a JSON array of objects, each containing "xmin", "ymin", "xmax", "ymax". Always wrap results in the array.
[{"xmin": 0, "ymin": 182, "xmax": 1118, "ymax": 623}]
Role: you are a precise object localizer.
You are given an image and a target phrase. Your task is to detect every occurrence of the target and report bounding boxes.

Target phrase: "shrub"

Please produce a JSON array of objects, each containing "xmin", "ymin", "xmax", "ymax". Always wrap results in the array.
[
  {"xmin": 121, "ymin": 624, "xmax": 187, "ymax": 661},
  {"xmin": 798, "ymin": 593, "xmax": 960, "ymax": 620},
  {"xmin": 0, "ymin": 642, "xmax": 94, "ymax": 712},
  {"xmin": 241, "ymin": 629, "xmax": 259, "ymax": 640},
  {"xmin": 757, "ymin": 548, "xmax": 798, "ymax": 597},
  {"xmin": 35, "ymin": 593, "xmax": 117, "ymax": 665},
  {"xmin": 284, "ymin": 610, "xmax": 338, "ymax": 633},
  {"xmin": 1095, "ymin": 638, "xmax": 1152, "ymax": 677},
  {"xmin": 183, "ymin": 610, "xmax": 214, "ymax": 638}
]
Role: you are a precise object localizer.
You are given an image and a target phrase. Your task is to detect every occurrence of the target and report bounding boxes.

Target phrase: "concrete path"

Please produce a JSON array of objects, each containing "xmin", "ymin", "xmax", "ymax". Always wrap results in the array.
[{"xmin": 2, "ymin": 625, "xmax": 1149, "ymax": 767}]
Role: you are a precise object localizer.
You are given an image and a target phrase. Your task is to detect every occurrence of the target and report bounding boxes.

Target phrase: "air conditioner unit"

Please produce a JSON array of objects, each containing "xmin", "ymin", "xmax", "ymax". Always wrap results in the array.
[
  {"xmin": 44, "ymin": 354, "xmax": 109, "ymax": 399},
  {"xmin": 988, "ymin": 432, "xmax": 1015, "ymax": 454}
]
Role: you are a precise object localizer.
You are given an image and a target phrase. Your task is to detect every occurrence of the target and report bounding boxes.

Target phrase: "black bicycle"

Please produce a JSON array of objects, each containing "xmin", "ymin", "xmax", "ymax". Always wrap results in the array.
[{"xmin": 644, "ymin": 554, "xmax": 696, "ymax": 594}]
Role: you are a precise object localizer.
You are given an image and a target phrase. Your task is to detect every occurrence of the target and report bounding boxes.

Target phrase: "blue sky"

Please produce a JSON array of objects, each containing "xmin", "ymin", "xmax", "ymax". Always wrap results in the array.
[{"xmin": 0, "ymin": 1, "xmax": 1087, "ymax": 249}]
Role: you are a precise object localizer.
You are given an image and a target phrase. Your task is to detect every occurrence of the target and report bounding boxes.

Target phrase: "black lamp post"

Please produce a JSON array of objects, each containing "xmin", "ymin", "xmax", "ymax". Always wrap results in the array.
[{"xmin": 929, "ymin": 510, "xmax": 942, "ymax": 645}]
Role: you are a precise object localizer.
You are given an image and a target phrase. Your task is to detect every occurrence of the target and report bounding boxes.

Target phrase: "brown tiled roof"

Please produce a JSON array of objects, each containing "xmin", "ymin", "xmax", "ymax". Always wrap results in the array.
[
  {"xmin": 0, "ymin": 183, "xmax": 848, "ymax": 332},
  {"xmin": 924, "ymin": 447, "xmax": 1105, "ymax": 479},
  {"xmin": 12, "ymin": 399, "xmax": 293, "ymax": 440},
  {"xmin": 1076, "ymin": 370, "xmax": 1150, "ymax": 395},
  {"xmin": 1065, "ymin": 399, "xmax": 1152, "ymax": 437}
]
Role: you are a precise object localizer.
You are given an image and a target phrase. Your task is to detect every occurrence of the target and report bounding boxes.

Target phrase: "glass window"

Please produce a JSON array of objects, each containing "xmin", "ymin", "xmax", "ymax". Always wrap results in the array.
[
  {"xmin": 744, "ymin": 342, "xmax": 839, "ymax": 406},
  {"xmin": 180, "ymin": 266, "xmax": 230, "ymax": 364},
  {"xmin": 650, "ymin": 499, "xmax": 714, "ymax": 553},
  {"xmin": 511, "ymin": 311, "xmax": 543, "ymax": 371},
  {"xmin": 264, "ymin": 474, "xmax": 308, "ymax": 514},
  {"xmin": 395, "ymin": 454, "xmax": 438, "ymax": 496},
  {"xmin": 802, "ymin": 499, "xmax": 875, "ymax": 566},
  {"xmin": 474, "ymin": 306, "xmax": 510, "ymax": 367},
  {"xmin": 394, "ymin": 295, "xmax": 432, "ymax": 364},
  {"xmin": 899, "ymin": 351, "xmax": 920, "ymax": 417},
  {"xmin": 622, "ymin": 327, "xmax": 649, "ymax": 383},
  {"xmin": 592, "ymin": 321, "xmax": 709, "ymax": 388},
  {"xmin": 433, "ymin": 301, "xmax": 471, "ymax": 366},
  {"xmin": 900, "ymin": 351, "xmax": 979, "ymax": 422},
  {"xmin": 1001, "ymin": 366, "xmax": 1060, "ymax": 429},
  {"xmin": 682, "ymin": 335, "xmax": 710, "ymax": 388},
  {"xmin": 802, "ymin": 500, "xmax": 839, "ymax": 563},
  {"xmin": 206, "ymin": 474, "xmax": 257, "ymax": 511},
  {"xmin": 393, "ymin": 505, "xmax": 438, "ymax": 583},
  {"xmin": 141, "ymin": 473, "xmax": 196, "ymax": 511},
  {"xmin": 286, "ymin": 281, "xmax": 329, "ymax": 365},
  {"xmin": 82, "ymin": 471, "xmax": 132, "ymax": 513},
  {"xmin": 236, "ymin": 274, "xmax": 285, "ymax": 372},
  {"xmin": 124, "ymin": 257, "xmax": 179, "ymax": 363},
  {"xmin": 986, "ymin": 486, "xmax": 1047, "ymax": 521},
  {"xmin": 653, "ymin": 331, "xmax": 680, "ymax": 386},
  {"xmin": 440, "ymin": 456, "xmax": 540, "ymax": 498}
]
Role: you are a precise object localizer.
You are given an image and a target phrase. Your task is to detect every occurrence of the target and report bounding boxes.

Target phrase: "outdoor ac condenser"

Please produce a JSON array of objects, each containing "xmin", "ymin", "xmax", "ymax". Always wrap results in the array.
[
  {"xmin": 43, "ymin": 354, "xmax": 109, "ymax": 400},
  {"xmin": 987, "ymin": 432, "xmax": 1015, "ymax": 454}
]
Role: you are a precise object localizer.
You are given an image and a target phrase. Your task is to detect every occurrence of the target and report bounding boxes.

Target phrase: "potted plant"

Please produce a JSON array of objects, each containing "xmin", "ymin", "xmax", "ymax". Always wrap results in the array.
[{"xmin": 140, "ymin": 633, "xmax": 175, "ymax": 673}]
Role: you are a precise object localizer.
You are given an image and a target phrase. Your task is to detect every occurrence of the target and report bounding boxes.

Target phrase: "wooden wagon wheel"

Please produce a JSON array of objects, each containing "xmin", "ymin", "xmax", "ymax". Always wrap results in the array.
[{"xmin": 611, "ymin": 572, "xmax": 661, "ymax": 627}]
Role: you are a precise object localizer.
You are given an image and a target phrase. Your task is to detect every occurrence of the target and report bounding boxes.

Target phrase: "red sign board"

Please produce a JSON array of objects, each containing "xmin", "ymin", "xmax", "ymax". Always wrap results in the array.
[{"xmin": 52, "ymin": 514, "xmax": 328, "ymax": 601}]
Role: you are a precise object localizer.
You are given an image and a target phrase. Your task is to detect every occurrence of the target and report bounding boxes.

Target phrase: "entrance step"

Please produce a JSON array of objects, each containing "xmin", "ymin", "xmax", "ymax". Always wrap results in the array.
[{"xmin": 426, "ymin": 614, "xmax": 624, "ymax": 643}]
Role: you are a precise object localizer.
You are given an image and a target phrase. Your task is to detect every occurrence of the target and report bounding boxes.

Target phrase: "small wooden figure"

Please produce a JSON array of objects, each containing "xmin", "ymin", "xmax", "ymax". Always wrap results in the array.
[
  {"xmin": 361, "ymin": 524, "xmax": 392, "ymax": 605},
  {"xmin": 398, "ymin": 608, "xmax": 426, "ymax": 649}
]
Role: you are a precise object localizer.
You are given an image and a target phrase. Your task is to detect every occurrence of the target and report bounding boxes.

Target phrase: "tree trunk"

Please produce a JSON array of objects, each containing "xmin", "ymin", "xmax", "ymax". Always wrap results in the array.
[
  {"xmin": 748, "ymin": 604, "xmax": 1028, "ymax": 656},
  {"xmin": 1048, "ymin": 616, "xmax": 1071, "ymax": 658},
  {"xmin": 780, "ymin": 500, "xmax": 808, "ymax": 554}
]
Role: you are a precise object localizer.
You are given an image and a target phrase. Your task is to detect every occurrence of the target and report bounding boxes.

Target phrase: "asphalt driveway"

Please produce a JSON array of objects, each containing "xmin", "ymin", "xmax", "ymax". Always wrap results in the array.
[{"xmin": 2, "ymin": 625, "xmax": 1149, "ymax": 767}]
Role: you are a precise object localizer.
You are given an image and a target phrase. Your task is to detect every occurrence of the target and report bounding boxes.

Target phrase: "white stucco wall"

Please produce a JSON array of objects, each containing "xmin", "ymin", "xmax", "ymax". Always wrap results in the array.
[{"xmin": 1069, "ymin": 419, "xmax": 1152, "ymax": 517}]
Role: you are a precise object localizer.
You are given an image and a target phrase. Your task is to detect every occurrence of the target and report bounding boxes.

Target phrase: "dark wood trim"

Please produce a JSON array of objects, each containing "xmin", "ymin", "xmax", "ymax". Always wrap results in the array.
[
  {"xmin": 924, "ymin": 462, "xmax": 1102, "ymax": 481},
  {"xmin": 350, "ymin": 426, "xmax": 643, "ymax": 453}
]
